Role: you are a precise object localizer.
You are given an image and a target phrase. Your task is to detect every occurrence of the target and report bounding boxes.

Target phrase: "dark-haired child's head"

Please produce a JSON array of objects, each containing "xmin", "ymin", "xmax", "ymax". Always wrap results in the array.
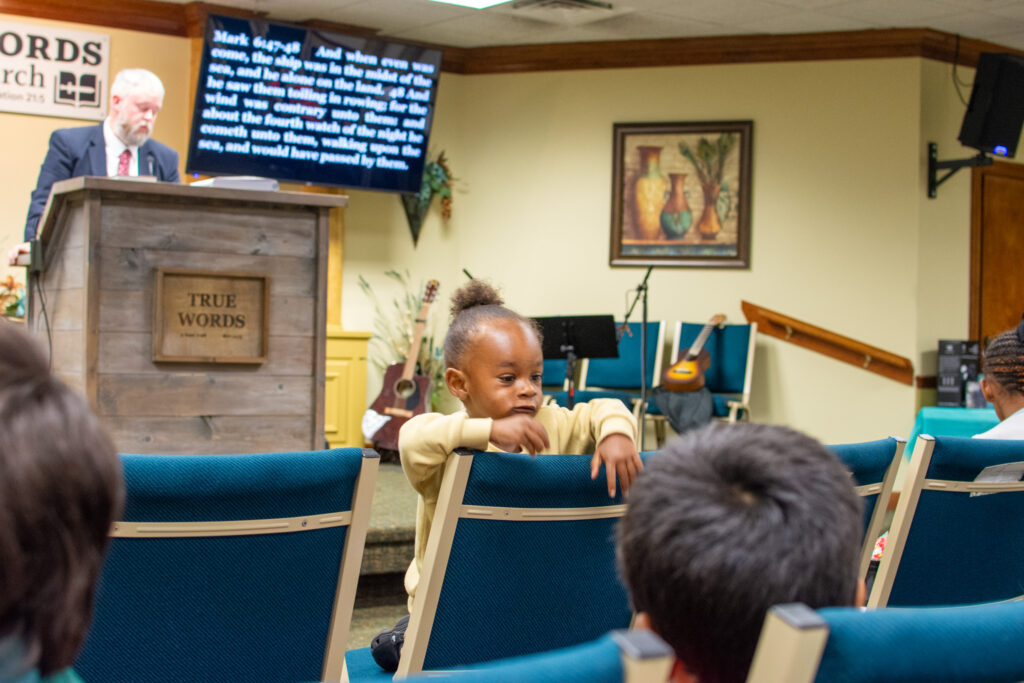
[
  {"xmin": 617, "ymin": 422, "xmax": 863, "ymax": 683},
  {"xmin": 443, "ymin": 280, "xmax": 546, "ymax": 420},
  {"xmin": 981, "ymin": 318, "xmax": 1024, "ymax": 420},
  {"xmin": 0, "ymin": 322, "xmax": 123, "ymax": 675}
]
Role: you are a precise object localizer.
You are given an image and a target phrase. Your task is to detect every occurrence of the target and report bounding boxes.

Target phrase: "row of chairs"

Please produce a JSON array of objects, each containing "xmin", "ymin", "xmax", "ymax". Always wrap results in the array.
[
  {"xmin": 400, "ymin": 434, "xmax": 1024, "ymax": 681},
  {"xmin": 543, "ymin": 320, "xmax": 757, "ymax": 437},
  {"xmin": 835, "ymin": 434, "xmax": 1024, "ymax": 609},
  {"xmin": 75, "ymin": 434, "xmax": 1024, "ymax": 681},
  {"xmin": 436, "ymin": 597, "xmax": 1024, "ymax": 683},
  {"xmin": 74, "ymin": 447, "xmax": 644, "ymax": 683}
]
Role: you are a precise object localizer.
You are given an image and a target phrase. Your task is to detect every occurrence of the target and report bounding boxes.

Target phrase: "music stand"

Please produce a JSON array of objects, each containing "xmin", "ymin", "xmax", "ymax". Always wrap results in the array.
[{"xmin": 533, "ymin": 315, "xmax": 618, "ymax": 409}]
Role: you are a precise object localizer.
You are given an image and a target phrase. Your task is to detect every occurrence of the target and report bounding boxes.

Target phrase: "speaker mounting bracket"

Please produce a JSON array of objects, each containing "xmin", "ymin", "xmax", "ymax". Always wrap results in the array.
[{"xmin": 928, "ymin": 142, "xmax": 992, "ymax": 198}]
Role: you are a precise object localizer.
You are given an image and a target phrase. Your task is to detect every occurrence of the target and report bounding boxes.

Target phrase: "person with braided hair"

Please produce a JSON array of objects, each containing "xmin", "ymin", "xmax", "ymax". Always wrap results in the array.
[
  {"xmin": 368, "ymin": 279, "xmax": 642, "ymax": 671},
  {"xmin": 976, "ymin": 316, "xmax": 1024, "ymax": 439}
]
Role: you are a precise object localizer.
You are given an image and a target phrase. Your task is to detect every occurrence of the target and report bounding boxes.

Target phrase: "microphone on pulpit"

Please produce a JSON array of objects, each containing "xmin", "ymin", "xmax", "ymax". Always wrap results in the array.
[{"xmin": 147, "ymin": 153, "xmax": 156, "ymax": 177}]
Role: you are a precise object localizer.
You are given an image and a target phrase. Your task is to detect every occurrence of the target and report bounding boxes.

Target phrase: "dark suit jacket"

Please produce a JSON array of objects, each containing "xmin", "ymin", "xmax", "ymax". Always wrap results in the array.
[{"xmin": 24, "ymin": 123, "xmax": 181, "ymax": 240}]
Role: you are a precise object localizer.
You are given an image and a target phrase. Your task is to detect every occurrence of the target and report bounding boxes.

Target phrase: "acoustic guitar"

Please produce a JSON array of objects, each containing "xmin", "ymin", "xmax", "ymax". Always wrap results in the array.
[
  {"xmin": 362, "ymin": 280, "xmax": 439, "ymax": 452},
  {"xmin": 663, "ymin": 314, "xmax": 726, "ymax": 392}
]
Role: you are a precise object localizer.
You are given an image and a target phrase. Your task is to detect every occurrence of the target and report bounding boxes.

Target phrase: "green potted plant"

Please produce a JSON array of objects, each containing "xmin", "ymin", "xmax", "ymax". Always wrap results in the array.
[
  {"xmin": 400, "ymin": 151, "xmax": 454, "ymax": 245},
  {"xmin": 0, "ymin": 275, "xmax": 25, "ymax": 320}
]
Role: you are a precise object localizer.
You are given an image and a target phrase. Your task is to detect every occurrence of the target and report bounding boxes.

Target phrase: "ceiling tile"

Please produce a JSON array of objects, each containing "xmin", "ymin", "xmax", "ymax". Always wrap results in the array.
[
  {"xmin": 157, "ymin": 0, "xmax": 1024, "ymax": 50},
  {"xmin": 763, "ymin": 0, "xmax": 852, "ymax": 8},
  {"xmin": 647, "ymin": 0, "xmax": 796, "ymax": 26},
  {"xmin": 988, "ymin": 1, "xmax": 1024, "ymax": 20},
  {"xmin": 923, "ymin": 10, "xmax": 1024, "ymax": 38},
  {"xmin": 817, "ymin": 0, "xmax": 962, "ymax": 28},
  {"xmin": 327, "ymin": 0, "xmax": 480, "ymax": 35},
  {"xmin": 736, "ymin": 10, "xmax": 872, "ymax": 34},
  {"xmin": 931, "ymin": 0, "xmax": 1022, "ymax": 11}
]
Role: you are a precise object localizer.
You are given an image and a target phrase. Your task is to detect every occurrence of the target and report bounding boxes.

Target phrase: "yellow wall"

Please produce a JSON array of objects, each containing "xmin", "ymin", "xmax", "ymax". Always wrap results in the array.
[
  {"xmin": 0, "ymin": 13, "xmax": 190, "ymax": 261},
  {"xmin": 343, "ymin": 58, "xmax": 980, "ymax": 444}
]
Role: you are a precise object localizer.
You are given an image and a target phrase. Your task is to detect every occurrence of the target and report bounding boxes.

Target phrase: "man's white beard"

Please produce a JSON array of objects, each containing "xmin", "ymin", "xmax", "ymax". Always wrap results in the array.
[{"xmin": 116, "ymin": 113, "xmax": 151, "ymax": 148}]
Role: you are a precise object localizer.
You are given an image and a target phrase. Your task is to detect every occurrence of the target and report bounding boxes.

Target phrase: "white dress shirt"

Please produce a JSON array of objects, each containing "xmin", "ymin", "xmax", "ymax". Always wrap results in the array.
[{"xmin": 103, "ymin": 118, "xmax": 140, "ymax": 176}]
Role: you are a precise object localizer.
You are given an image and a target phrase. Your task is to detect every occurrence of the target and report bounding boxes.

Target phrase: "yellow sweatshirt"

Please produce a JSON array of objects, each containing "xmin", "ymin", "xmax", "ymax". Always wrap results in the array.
[{"xmin": 398, "ymin": 399, "xmax": 637, "ymax": 608}]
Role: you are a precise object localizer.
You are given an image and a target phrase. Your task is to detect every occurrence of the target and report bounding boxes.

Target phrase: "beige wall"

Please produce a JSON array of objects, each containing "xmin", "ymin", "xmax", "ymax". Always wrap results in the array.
[
  {"xmin": 344, "ymin": 57, "xmax": 980, "ymax": 444},
  {"xmin": 0, "ymin": 13, "xmax": 190, "ymax": 263}
]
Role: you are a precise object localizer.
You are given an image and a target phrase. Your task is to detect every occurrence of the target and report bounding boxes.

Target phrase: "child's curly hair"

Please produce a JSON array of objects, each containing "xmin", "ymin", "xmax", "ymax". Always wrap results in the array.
[{"xmin": 444, "ymin": 280, "xmax": 542, "ymax": 368}]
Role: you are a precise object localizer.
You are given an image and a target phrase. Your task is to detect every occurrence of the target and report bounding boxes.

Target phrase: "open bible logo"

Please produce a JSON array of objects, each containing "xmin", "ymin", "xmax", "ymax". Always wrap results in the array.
[{"xmin": 54, "ymin": 72, "xmax": 101, "ymax": 107}]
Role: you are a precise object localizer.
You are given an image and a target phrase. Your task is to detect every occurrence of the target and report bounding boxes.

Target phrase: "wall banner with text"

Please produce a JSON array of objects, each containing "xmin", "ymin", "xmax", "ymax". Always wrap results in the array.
[{"xmin": 0, "ymin": 22, "xmax": 109, "ymax": 121}]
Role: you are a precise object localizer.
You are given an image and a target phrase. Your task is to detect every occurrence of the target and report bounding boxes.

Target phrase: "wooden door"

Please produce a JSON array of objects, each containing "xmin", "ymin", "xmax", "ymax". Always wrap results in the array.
[{"xmin": 970, "ymin": 162, "xmax": 1024, "ymax": 346}]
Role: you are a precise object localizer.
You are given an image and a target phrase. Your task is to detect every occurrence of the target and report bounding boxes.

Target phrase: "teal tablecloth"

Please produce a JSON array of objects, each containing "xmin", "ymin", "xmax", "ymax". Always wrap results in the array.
[{"xmin": 906, "ymin": 407, "xmax": 1000, "ymax": 456}]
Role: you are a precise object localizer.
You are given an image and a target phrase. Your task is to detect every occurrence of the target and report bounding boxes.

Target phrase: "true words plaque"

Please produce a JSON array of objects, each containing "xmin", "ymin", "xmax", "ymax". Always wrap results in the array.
[{"xmin": 154, "ymin": 268, "xmax": 269, "ymax": 363}]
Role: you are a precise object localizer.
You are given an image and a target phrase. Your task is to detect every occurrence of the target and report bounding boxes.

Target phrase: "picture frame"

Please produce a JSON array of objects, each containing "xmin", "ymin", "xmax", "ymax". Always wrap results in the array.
[{"xmin": 610, "ymin": 120, "xmax": 752, "ymax": 268}]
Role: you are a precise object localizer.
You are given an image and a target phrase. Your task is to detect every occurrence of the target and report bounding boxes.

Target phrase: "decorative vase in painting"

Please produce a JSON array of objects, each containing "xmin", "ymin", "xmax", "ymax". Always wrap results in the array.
[
  {"xmin": 696, "ymin": 182, "xmax": 722, "ymax": 241},
  {"xmin": 632, "ymin": 146, "xmax": 668, "ymax": 241},
  {"xmin": 660, "ymin": 173, "xmax": 692, "ymax": 240}
]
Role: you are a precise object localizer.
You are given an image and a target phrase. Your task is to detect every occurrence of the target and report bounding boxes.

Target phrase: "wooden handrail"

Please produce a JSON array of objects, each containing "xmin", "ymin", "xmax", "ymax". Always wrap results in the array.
[{"xmin": 742, "ymin": 301, "xmax": 914, "ymax": 386}]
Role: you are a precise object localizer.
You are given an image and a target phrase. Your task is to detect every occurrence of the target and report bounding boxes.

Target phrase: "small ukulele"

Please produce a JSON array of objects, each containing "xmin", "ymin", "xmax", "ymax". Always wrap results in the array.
[
  {"xmin": 362, "ymin": 280, "xmax": 439, "ymax": 452},
  {"xmin": 663, "ymin": 314, "xmax": 726, "ymax": 392}
]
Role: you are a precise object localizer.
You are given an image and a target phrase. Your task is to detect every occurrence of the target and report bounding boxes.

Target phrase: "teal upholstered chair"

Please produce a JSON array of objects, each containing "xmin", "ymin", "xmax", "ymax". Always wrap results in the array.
[
  {"xmin": 828, "ymin": 437, "xmax": 905, "ymax": 578},
  {"xmin": 541, "ymin": 357, "xmax": 571, "ymax": 405},
  {"xmin": 550, "ymin": 321, "xmax": 664, "ymax": 415},
  {"xmin": 75, "ymin": 448, "xmax": 378, "ymax": 683},
  {"xmin": 670, "ymin": 320, "xmax": 756, "ymax": 422},
  {"xmin": 646, "ymin": 320, "xmax": 756, "ymax": 446},
  {"xmin": 869, "ymin": 435, "xmax": 1024, "ymax": 607},
  {"xmin": 747, "ymin": 600, "xmax": 1024, "ymax": 683},
  {"xmin": 345, "ymin": 449, "xmax": 656, "ymax": 680},
  {"xmin": 403, "ymin": 630, "xmax": 674, "ymax": 682}
]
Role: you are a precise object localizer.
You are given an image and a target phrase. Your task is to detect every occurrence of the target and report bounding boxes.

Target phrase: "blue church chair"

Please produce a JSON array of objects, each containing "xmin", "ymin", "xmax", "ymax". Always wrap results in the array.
[
  {"xmin": 747, "ymin": 600, "xmax": 1024, "ymax": 682},
  {"xmin": 669, "ymin": 319, "xmax": 756, "ymax": 422},
  {"xmin": 75, "ymin": 448, "xmax": 379, "ymax": 683},
  {"xmin": 868, "ymin": 435, "xmax": 1024, "ymax": 607},
  {"xmin": 346, "ymin": 449, "xmax": 654, "ymax": 679},
  {"xmin": 550, "ymin": 321, "xmax": 664, "ymax": 415},
  {"xmin": 402, "ymin": 629, "xmax": 674, "ymax": 682},
  {"xmin": 646, "ymin": 320, "xmax": 756, "ymax": 445}
]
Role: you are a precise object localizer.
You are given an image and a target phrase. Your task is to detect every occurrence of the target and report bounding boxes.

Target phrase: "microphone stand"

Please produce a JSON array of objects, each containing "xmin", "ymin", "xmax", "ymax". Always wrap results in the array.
[
  {"xmin": 561, "ymin": 320, "xmax": 577, "ymax": 409},
  {"xmin": 621, "ymin": 267, "xmax": 653, "ymax": 451}
]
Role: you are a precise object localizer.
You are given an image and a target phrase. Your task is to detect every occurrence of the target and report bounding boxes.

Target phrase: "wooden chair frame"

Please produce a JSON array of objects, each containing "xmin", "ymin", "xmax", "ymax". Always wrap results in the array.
[
  {"xmin": 746, "ymin": 603, "xmax": 829, "ymax": 683},
  {"xmin": 850, "ymin": 437, "xmax": 905, "ymax": 579}
]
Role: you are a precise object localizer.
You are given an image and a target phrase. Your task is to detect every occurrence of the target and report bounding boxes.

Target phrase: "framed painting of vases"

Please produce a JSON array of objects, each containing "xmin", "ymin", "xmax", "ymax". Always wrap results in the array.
[{"xmin": 610, "ymin": 120, "xmax": 752, "ymax": 268}]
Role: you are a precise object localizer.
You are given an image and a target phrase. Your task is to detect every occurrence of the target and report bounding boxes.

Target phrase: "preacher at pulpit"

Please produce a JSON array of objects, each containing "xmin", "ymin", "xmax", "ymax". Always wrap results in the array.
[{"xmin": 7, "ymin": 68, "xmax": 180, "ymax": 264}]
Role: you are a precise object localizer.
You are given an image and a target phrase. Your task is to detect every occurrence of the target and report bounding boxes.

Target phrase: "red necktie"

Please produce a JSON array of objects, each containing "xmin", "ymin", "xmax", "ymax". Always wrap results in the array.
[{"xmin": 117, "ymin": 148, "xmax": 131, "ymax": 176}]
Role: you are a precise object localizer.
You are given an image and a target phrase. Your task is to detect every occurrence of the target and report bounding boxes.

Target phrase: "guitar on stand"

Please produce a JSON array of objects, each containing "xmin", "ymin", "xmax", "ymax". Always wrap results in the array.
[
  {"xmin": 663, "ymin": 314, "xmax": 726, "ymax": 392},
  {"xmin": 362, "ymin": 280, "xmax": 439, "ymax": 453}
]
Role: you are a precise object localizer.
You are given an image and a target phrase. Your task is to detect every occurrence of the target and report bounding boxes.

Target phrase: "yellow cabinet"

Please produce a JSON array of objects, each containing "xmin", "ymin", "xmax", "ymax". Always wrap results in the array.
[{"xmin": 325, "ymin": 330, "xmax": 371, "ymax": 448}]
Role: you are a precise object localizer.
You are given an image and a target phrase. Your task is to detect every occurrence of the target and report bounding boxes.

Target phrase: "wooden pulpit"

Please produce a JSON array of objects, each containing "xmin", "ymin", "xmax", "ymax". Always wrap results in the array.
[{"xmin": 25, "ymin": 176, "xmax": 347, "ymax": 454}]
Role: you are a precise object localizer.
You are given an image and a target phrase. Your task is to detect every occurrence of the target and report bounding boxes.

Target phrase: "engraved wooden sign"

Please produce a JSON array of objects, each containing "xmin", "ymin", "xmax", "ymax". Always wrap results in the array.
[{"xmin": 154, "ymin": 268, "xmax": 269, "ymax": 364}]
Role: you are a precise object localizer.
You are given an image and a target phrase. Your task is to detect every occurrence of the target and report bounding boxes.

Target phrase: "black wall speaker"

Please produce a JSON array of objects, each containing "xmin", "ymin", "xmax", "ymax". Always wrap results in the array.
[{"xmin": 959, "ymin": 52, "xmax": 1024, "ymax": 158}]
